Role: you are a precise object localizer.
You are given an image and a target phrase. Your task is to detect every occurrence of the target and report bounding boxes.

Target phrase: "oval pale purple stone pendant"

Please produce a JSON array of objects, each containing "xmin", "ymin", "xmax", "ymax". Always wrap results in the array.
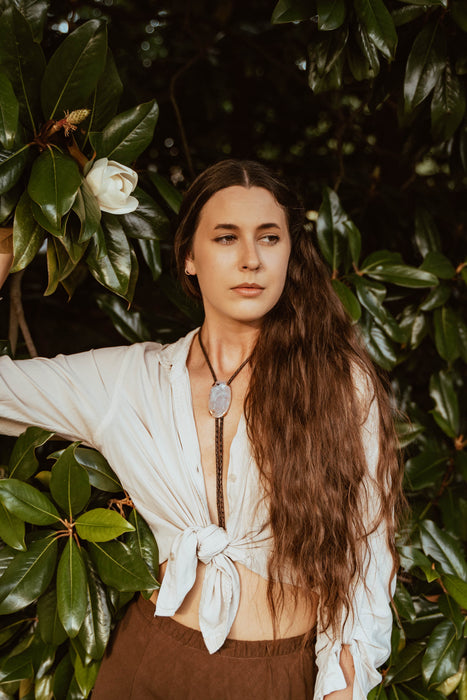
[{"xmin": 209, "ymin": 381, "xmax": 232, "ymax": 418}]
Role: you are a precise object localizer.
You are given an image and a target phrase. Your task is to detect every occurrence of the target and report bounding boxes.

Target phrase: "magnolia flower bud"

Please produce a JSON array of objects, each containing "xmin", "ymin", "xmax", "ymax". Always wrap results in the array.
[{"xmin": 85, "ymin": 158, "xmax": 139, "ymax": 214}]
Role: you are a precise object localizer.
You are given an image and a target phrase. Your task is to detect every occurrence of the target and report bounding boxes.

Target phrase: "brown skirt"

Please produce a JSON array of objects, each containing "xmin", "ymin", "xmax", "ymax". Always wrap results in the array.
[{"xmin": 91, "ymin": 594, "xmax": 316, "ymax": 700}]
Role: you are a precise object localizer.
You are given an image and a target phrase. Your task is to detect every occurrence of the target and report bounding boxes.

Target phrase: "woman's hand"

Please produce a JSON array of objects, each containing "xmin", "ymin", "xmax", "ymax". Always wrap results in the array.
[
  {"xmin": 0, "ymin": 252, "xmax": 13, "ymax": 291},
  {"xmin": 324, "ymin": 644, "xmax": 355, "ymax": 700},
  {"xmin": 0, "ymin": 230, "xmax": 13, "ymax": 291}
]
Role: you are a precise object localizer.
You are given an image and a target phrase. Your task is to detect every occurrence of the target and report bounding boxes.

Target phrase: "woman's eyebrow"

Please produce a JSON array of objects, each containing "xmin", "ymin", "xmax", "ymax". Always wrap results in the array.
[{"xmin": 213, "ymin": 223, "xmax": 282, "ymax": 231}]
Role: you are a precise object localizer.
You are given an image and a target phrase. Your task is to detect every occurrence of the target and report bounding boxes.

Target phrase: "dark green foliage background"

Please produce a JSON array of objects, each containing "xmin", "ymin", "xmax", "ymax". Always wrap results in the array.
[{"xmin": 0, "ymin": 0, "xmax": 466, "ymax": 698}]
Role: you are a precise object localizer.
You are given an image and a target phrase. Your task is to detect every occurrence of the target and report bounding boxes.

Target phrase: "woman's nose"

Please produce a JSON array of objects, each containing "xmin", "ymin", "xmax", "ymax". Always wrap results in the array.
[{"xmin": 239, "ymin": 241, "xmax": 261, "ymax": 270}]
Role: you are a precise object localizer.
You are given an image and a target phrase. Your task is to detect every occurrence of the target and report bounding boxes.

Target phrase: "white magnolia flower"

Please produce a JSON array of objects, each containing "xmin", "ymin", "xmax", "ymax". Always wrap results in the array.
[{"xmin": 85, "ymin": 157, "xmax": 139, "ymax": 214}]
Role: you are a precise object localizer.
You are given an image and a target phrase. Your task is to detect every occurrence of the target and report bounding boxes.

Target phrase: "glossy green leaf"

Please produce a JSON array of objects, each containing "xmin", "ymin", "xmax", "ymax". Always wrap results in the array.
[
  {"xmin": 73, "ymin": 447, "xmax": 122, "ymax": 493},
  {"xmin": 0, "ymin": 653, "xmax": 33, "ymax": 683},
  {"xmin": 10, "ymin": 192, "xmax": 46, "ymax": 273},
  {"xmin": 353, "ymin": 21, "xmax": 380, "ymax": 77},
  {"xmin": 317, "ymin": 0, "xmax": 346, "ymax": 30},
  {"xmin": 0, "ymin": 534, "xmax": 57, "ymax": 614},
  {"xmin": 44, "ymin": 236, "xmax": 77, "ymax": 296},
  {"xmin": 86, "ymin": 218, "xmax": 138, "ymax": 301},
  {"xmin": 392, "ymin": 6, "xmax": 426, "ymax": 27},
  {"xmin": 73, "ymin": 654, "xmax": 100, "ymax": 696},
  {"xmin": 394, "ymin": 581, "xmax": 417, "ymax": 621},
  {"xmin": 419, "ymin": 284, "xmax": 450, "ymax": 312},
  {"xmin": 7, "ymin": 426, "xmax": 53, "ymax": 481},
  {"xmin": 429, "ymin": 370, "xmax": 459, "ymax": 438},
  {"xmin": 442, "ymin": 574, "xmax": 467, "ymax": 610},
  {"xmin": 317, "ymin": 186, "xmax": 349, "ymax": 268},
  {"xmin": 271, "ymin": 0, "xmax": 312, "ymax": 23},
  {"xmin": 49, "ymin": 443, "xmax": 91, "ymax": 517},
  {"xmin": 75, "ymin": 508, "xmax": 135, "ymax": 542},
  {"xmin": 0, "ymin": 143, "xmax": 30, "ymax": 195},
  {"xmin": 41, "ymin": 20, "xmax": 107, "ymax": 120},
  {"xmin": 399, "ymin": 306, "xmax": 428, "ymax": 349},
  {"xmin": 433, "ymin": 308, "xmax": 461, "ymax": 364},
  {"xmin": 0, "ymin": 479, "xmax": 60, "ymax": 525},
  {"xmin": 398, "ymin": 546, "xmax": 432, "ymax": 576},
  {"xmin": 86, "ymin": 48, "xmax": 123, "ymax": 133},
  {"xmin": 422, "ymin": 620, "xmax": 466, "ymax": 687},
  {"xmin": 361, "ymin": 249, "xmax": 403, "ymax": 270},
  {"xmin": 148, "ymin": 171, "xmax": 182, "ymax": 214},
  {"xmin": 414, "ymin": 208, "xmax": 441, "ymax": 256},
  {"xmin": 308, "ymin": 29, "xmax": 348, "ymax": 93},
  {"xmin": 405, "ymin": 451, "xmax": 447, "ymax": 491},
  {"xmin": 396, "ymin": 421, "xmax": 425, "ymax": 449},
  {"xmin": 126, "ymin": 509, "xmax": 159, "ymax": 579},
  {"xmin": 431, "ymin": 63, "xmax": 466, "ymax": 142},
  {"xmin": 452, "ymin": 1, "xmax": 467, "ymax": 31},
  {"xmin": 365, "ymin": 263, "xmax": 438, "ymax": 288},
  {"xmin": 438, "ymin": 594, "xmax": 465, "ymax": 640},
  {"xmin": 78, "ymin": 551, "xmax": 111, "ymax": 660},
  {"xmin": 118, "ymin": 188, "xmax": 170, "ymax": 240},
  {"xmin": 354, "ymin": 0, "xmax": 397, "ymax": 60},
  {"xmin": 384, "ymin": 641, "xmax": 425, "ymax": 684},
  {"xmin": 0, "ymin": 500, "xmax": 25, "ymax": 551},
  {"xmin": 331, "ymin": 279, "xmax": 361, "ymax": 322},
  {"xmin": 354, "ymin": 276, "xmax": 406, "ymax": 342},
  {"xmin": 0, "ymin": 183, "xmax": 20, "ymax": 223},
  {"xmin": 420, "ymin": 252, "xmax": 455, "ymax": 280},
  {"xmin": 419, "ymin": 520, "xmax": 467, "ymax": 579},
  {"xmin": 344, "ymin": 221, "xmax": 361, "ymax": 265},
  {"xmin": 28, "ymin": 149, "xmax": 81, "ymax": 230},
  {"xmin": 56, "ymin": 538, "xmax": 87, "ymax": 638},
  {"xmin": 402, "ymin": 684, "xmax": 448, "ymax": 700},
  {"xmin": 37, "ymin": 589, "xmax": 67, "ymax": 646},
  {"xmin": 0, "ymin": 74, "xmax": 19, "ymax": 149},
  {"xmin": 89, "ymin": 99, "xmax": 159, "ymax": 165},
  {"xmin": 0, "ymin": 7, "xmax": 45, "ymax": 133},
  {"xmin": 138, "ymin": 238, "xmax": 162, "ymax": 282},
  {"xmin": 96, "ymin": 294, "xmax": 150, "ymax": 343},
  {"xmin": 404, "ymin": 22, "xmax": 445, "ymax": 113},
  {"xmin": 30, "ymin": 198, "xmax": 62, "ymax": 237},
  {"xmin": 52, "ymin": 653, "xmax": 74, "ymax": 699},
  {"xmin": 358, "ymin": 317, "xmax": 398, "ymax": 370},
  {"xmin": 72, "ymin": 181, "xmax": 101, "ymax": 244},
  {"xmin": 12, "ymin": 0, "xmax": 49, "ymax": 42},
  {"xmin": 88, "ymin": 540, "xmax": 158, "ymax": 591}
]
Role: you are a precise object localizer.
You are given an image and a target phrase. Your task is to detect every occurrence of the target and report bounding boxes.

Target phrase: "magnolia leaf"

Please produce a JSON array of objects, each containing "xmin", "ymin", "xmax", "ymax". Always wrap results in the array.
[
  {"xmin": 88, "ymin": 540, "xmax": 158, "ymax": 591},
  {"xmin": 119, "ymin": 188, "xmax": 170, "ymax": 240},
  {"xmin": 316, "ymin": 186, "xmax": 349, "ymax": 268},
  {"xmin": 0, "ymin": 7, "xmax": 45, "ymax": 133},
  {"xmin": 75, "ymin": 508, "xmax": 135, "ymax": 542},
  {"xmin": 308, "ymin": 28, "xmax": 348, "ymax": 94},
  {"xmin": 414, "ymin": 208, "xmax": 441, "ymax": 256},
  {"xmin": 404, "ymin": 22, "xmax": 446, "ymax": 113},
  {"xmin": 0, "ymin": 478, "xmax": 61, "ymax": 525},
  {"xmin": 10, "ymin": 192, "xmax": 46, "ymax": 273},
  {"xmin": 0, "ymin": 143, "xmax": 30, "ymax": 196},
  {"xmin": 429, "ymin": 370, "xmax": 460, "ymax": 438},
  {"xmin": 442, "ymin": 574, "xmax": 467, "ymax": 610},
  {"xmin": 8, "ymin": 426, "xmax": 53, "ymax": 481},
  {"xmin": 331, "ymin": 279, "xmax": 361, "ymax": 322},
  {"xmin": 271, "ymin": 0, "xmax": 312, "ymax": 23},
  {"xmin": 404, "ymin": 451, "xmax": 447, "ymax": 491},
  {"xmin": 73, "ymin": 654, "xmax": 100, "ymax": 696},
  {"xmin": 0, "ymin": 73, "xmax": 19, "ymax": 149},
  {"xmin": 431, "ymin": 63, "xmax": 466, "ymax": 142},
  {"xmin": 126, "ymin": 509, "xmax": 159, "ymax": 579},
  {"xmin": 394, "ymin": 581, "xmax": 417, "ymax": 621},
  {"xmin": 28, "ymin": 149, "xmax": 81, "ymax": 230},
  {"xmin": 0, "ymin": 501, "xmax": 25, "ymax": 551},
  {"xmin": 41, "ymin": 20, "xmax": 107, "ymax": 120},
  {"xmin": 86, "ymin": 48, "xmax": 123, "ymax": 133},
  {"xmin": 354, "ymin": 0, "xmax": 397, "ymax": 60},
  {"xmin": 354, "ymin": 276, "xmax": 406, "ymax": 343},
  {"xmin": 359, "ymin": 317, "xmax": 398, "ymax": 370},
  {"xmin": 56, "ymin": 538, "xmax": 87, "ymax": 638},
  {"xmin": 148, "ymin": 171, "xmax": 183, "ymax": 214},
  {"xmin": 419, "ymin": 284, "xmax": 451, "ymax": 312},
  {"xmin": 420, "ymin": 251, "xmax": 455, "ymax": 280},
  {"xmin": 422, "ymin": 620, "xmax": 465, "ymax": 687},
  {"xmin": 49, "ymin": 443, "xmax": 91, "ymax": 518},
  {"xmin": 78, "ymin": 551, "xmax": 111, "ymax": 660},
  {"xmin": 419, "ymin": 520, "xmax": 467, "ymax": 579},
  {"xmin": 87, "ymin": 218, "xmax": 138, "ymax": 301},
  {"xmin": 138, "ymin": 238, "xmax": 162, "ymax": 282},
  {"xmin": 73, "ymin": 180, "xmax": 101, "ymax": 244},
  {"xmin": 73, "ymin": 447, "xmax": 122, "ymax": 493},
  {"xmin": 384, "ymin": 641, "xmax": 425, "ymax": 685},
  {"xmin": 89, "ymin": 99, "xmax": 159, "ymax": 165},
  {"xmin": 0, "ymin": 534, "xmax": 58, "ymax": 614},
  {"xmin": 364, "ymin": 263, "xmax": 438, "ymax": 288},
  {"xmin": 433, "ymin": 307, "xmax": 461, "ymax": 364},
  {"xmin": 96, "ymin": 293, "xmax": 151, "ymax": 343},
  {"xmin": 317, "ymin": 0, "xmax": 346, "ymax": 30},
  {"xmin": 37, "ymin": 589, "xmax": 68, "ymax": 646}
]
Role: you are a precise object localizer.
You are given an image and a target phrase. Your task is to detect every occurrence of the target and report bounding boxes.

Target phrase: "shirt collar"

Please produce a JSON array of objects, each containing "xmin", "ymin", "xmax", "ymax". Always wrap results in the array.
[{"xmin": 157, "ymin": 326, "xmax": 201, "ymax": 378}]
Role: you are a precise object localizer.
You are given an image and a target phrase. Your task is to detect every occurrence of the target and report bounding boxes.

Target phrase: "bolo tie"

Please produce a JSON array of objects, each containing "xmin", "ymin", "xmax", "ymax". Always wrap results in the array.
[{"xmin": 197, "ymin": 331, "xmax": 251, "ymax": 530}]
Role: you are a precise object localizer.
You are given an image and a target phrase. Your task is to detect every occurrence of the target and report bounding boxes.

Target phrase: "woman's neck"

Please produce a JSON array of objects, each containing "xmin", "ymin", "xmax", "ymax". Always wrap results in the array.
[{"xmin": 197, "ymin": 318, "xmax": 259, "ymax": 377}]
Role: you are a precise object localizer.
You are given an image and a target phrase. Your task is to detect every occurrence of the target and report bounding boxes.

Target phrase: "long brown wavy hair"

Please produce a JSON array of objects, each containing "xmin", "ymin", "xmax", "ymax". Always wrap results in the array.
[{"xmin": 173, "ymin": 159, "xmax": 404, "ymax": 639}]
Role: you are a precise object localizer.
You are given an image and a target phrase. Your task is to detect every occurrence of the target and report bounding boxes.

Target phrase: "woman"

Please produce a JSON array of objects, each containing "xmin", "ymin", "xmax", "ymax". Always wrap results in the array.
[{"xmin": 0, "ymin": 159, "xmax": 403, "ymax": 699}]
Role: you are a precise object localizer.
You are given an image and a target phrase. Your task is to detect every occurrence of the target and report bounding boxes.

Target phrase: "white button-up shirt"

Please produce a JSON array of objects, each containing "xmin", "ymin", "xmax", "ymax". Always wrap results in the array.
[{"xmin": 0, "ymin": 327, "xmax": 395, "ymax": 698}]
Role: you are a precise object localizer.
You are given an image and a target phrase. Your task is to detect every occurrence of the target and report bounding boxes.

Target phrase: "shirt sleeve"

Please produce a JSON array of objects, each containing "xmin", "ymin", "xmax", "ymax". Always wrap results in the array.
[
  {"xmin": 0, "ymin": 346, "xmax": 131, "ymax": 446},
  {"xmin": 313, "ymin": 381, "xmax": 396, "ymax": 700}
]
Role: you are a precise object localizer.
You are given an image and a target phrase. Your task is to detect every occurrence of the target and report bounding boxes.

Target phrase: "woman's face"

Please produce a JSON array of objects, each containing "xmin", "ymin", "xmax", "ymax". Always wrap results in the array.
[{"xmin": 185, "ymin": 186, "xmax": 291, "ymax": 327}]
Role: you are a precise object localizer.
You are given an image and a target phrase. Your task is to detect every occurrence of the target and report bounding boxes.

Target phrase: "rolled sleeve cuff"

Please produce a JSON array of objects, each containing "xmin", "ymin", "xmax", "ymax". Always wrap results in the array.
[{"xmin": 314, "ymin": 637, "xmax": 383, "ymax": 700}]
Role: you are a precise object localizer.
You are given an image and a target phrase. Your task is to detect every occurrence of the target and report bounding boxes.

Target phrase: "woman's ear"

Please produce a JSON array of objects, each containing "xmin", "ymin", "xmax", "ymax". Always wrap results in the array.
[{"xmin": 185, "ymin": 254, "xmax": 196, "ymax": 276}]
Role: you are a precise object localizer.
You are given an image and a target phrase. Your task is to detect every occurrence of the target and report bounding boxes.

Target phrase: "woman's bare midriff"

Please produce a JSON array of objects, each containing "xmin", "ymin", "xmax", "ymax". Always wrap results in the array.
[{"xmin": 150, "ymin": 559, "xmax": 318, "ymax": 640}]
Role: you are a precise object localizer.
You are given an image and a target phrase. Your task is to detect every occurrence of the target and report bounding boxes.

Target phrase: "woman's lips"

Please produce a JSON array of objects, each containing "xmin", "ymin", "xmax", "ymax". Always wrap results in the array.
[{"xmin": 231, "ymin": 285, "xmax": 264, "ymax": 297}]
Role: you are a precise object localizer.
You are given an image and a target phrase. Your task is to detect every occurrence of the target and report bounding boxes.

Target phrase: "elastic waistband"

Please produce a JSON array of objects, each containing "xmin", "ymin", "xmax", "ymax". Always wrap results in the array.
[{"xmin": 135, "ymin": 594, "xmax": 315, "ymax": 657}]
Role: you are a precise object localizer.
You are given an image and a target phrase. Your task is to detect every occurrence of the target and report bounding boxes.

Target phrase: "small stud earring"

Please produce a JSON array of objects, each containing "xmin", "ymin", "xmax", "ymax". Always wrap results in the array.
[{"xmin": 185, "ymin": 268, "xmax": 191, "ymax": 276}]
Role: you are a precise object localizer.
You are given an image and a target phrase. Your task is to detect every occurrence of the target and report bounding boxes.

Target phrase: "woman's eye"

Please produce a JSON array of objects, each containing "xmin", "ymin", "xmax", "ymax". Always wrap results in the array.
[
  {"xmin": 261, "ymin": 234, "xmax": 280, "ymax": 244},
  {"xmin": 215, "ymin": 234, "xmax": 236, "ymax": 244}
]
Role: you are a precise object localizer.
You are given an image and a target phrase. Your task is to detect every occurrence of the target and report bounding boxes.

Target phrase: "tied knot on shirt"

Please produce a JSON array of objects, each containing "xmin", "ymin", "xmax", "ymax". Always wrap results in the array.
[{"xmin": 196, "ymin": 523, "xmax": 230, "ymax": 564}]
